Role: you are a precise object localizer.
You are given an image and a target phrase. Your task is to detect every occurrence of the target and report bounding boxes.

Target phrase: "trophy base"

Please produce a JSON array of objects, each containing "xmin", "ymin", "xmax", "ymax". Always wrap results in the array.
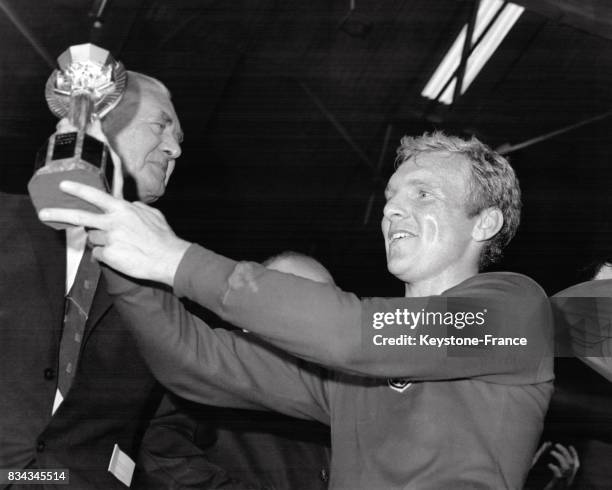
[
  {"xmin": 29, "ymin": 130, "xmax": 112, "ymax": 230},
  {"xmin": 28, "ymin": 167, "xmax": 108, "ymax": 230}
]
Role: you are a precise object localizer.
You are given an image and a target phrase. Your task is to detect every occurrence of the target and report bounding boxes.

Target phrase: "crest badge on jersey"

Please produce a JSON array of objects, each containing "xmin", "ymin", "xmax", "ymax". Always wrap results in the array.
[{"xmin": 388, "ymin": 377, "xmax": 412, "ymax": 393}]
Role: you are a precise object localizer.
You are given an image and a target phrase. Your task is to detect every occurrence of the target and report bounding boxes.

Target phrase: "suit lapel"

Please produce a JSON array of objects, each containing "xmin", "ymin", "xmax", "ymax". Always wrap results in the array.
[
  {"xmin": 83, "ymin": 272, "xmax": 114, "ymax": 343},
  {"xmin": 21, "ymin": 195, "xmax": 113, "ymax": 341},
  {"xmin": 17, "ymin": 194, "xmax": 114, "ymax": 343},
  {"xmin": 22, "ymin": 199, "xmax": 66, "ymax": 331}
]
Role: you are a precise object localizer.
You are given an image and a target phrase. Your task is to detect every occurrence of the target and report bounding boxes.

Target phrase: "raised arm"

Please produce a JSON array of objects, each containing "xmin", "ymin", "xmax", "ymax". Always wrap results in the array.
[
  {"xmin": 172, "ymin": 245, "xmax": 553, "ymax": 383},
  {"xmin": 40, "ymin": 183, "xmax": 553, "ymax": 384},
  {"xmin": 104, "ymin": 268, "xmax": 330, "ymax": 424}
]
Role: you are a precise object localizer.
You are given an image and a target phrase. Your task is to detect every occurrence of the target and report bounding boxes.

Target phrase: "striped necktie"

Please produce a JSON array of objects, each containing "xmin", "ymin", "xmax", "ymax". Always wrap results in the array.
[{"xmin": 57, "ymin": 245, "xmax": 100, "ymax": 397}]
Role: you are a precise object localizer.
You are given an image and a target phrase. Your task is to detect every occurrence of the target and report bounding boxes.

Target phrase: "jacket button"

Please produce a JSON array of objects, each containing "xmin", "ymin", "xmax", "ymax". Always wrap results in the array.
[
  {"xmin": 44, "ymin": 368, "xmax": 55, "ymax": 380},
  {"xmin": 320, "ymin": 468, "xmax": 329, "ymax": 482},
  {"xmin": 36, "ymin": 440, "xmax": 46, "ymax": 452}
]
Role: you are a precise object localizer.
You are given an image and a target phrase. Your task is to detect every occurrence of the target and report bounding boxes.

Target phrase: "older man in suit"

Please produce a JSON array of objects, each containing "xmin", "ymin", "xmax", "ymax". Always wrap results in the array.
[{"xmin": 0, "ymin": 71, "xmax": 255, "ymax": 489}]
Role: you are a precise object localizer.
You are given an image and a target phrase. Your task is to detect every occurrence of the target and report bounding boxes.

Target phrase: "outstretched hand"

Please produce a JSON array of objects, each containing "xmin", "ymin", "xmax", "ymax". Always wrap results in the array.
[
  {"xmin": 533, "ymin": 442, "xmax": 579, "ymax": 490},
  {"xmin": 546, "ymin": 443, "xmax": 579, "ymax": 488},
  {"xmin": 39, "ymin": 181, "xmax": 191, "ymax": 286}
]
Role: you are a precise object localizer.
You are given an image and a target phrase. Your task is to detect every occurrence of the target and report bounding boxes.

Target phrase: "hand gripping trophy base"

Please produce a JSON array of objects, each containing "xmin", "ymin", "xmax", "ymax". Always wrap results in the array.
[{"xmin": 28, "ymin": 131, "xmax": 112, "ymax": 230}]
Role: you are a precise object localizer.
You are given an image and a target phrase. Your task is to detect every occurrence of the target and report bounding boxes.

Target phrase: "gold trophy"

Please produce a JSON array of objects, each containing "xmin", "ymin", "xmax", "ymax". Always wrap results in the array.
[{"xmin": 28, "ymin": 43, "xmax": 126, "ymax": 229}]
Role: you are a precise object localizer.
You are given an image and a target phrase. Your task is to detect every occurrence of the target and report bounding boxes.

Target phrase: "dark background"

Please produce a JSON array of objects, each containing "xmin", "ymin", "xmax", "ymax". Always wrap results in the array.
[{"xmin": 1, "ymin": 0, "xmax": 611, "ymax": 296}]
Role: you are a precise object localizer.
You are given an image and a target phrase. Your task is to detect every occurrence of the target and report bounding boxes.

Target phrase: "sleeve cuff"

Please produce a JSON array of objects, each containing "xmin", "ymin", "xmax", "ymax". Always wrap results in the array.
[{"xmin": 173, "ymin": 243, "xmax": 238, "ymax": 309}]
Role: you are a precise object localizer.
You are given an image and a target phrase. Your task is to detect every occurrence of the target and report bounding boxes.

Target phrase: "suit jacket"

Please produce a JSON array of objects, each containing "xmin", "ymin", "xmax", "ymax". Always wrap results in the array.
[
  {"xmin": 199, "ymin": 405, "xmax": 331, "ymax": 490},
  {"xmin": 136, "ymin": 310, "xmax": 330, "ymax": 489},
  {"xmin": 0, "ymin": 192, "xmax": 254, "ymax": 489}
]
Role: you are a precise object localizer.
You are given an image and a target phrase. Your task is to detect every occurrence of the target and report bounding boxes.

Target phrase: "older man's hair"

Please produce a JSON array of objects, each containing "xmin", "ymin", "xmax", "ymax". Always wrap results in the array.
[
  {"xmin": 578, "ymin": 253, "xmax": 612, "ymax": 282},
  {"xmin": 264, "ymin": 251, "xmax": 335, "ymax": 285},
  {"xmin": 126, "ymin": 71, "xmax": 171, "ymax": 98},
  {"xmin": 395, "ymin": 131, "xmax": 521, "ymax": 268},
  {"xmin": 101, "ymin": 70, "xmax": 170, "ymax": 133}
]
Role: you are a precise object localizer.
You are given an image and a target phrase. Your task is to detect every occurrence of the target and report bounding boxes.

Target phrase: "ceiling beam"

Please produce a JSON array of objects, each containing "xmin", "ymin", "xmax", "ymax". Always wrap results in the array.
[
  {"xmin": 0, "ymin": 0, "xmax": 54, "ymax": 68},
  {"xmin": 516, "ymin": 0, "xmax": 612, "ymax": 40}
]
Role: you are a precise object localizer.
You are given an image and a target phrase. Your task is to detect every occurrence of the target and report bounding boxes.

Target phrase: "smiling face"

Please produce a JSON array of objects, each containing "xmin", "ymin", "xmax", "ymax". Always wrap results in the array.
[
  {"xmin": 104, "ymin": 75, "xmax": 183, "ymax": 203},
  {"xmin": 382, "ymin": 151, "xmax": 482, "ymax": 292}
]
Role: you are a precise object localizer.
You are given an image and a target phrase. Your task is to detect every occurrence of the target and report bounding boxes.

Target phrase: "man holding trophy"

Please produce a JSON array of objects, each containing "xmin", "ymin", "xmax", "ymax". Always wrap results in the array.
[{"xmin": 0, "ymin": 44, "xmax": 249, "ymax": 488}]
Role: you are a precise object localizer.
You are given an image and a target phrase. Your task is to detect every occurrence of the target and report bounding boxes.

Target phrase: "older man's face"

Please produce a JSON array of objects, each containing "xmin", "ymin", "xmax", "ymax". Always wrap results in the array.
[
  {"xmin": 381, "ymin": 151, "xmax": 479, "ymax": 285},
  {"xmin": 108, "ymin": 84, "xmax": 183, "ymax": 203}
]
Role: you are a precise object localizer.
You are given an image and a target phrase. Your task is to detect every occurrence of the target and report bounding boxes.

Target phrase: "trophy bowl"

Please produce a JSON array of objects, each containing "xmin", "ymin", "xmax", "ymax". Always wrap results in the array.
[{"xmin": 28, "ymin": 43, "xmax": 126, "ymax": 230}]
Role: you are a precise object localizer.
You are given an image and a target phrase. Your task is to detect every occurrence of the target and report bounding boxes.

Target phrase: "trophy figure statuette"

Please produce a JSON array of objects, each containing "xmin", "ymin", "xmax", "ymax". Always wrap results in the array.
[{"xmin": 28, "ymin": 43, "xmax": 127, "ymax": 229}]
